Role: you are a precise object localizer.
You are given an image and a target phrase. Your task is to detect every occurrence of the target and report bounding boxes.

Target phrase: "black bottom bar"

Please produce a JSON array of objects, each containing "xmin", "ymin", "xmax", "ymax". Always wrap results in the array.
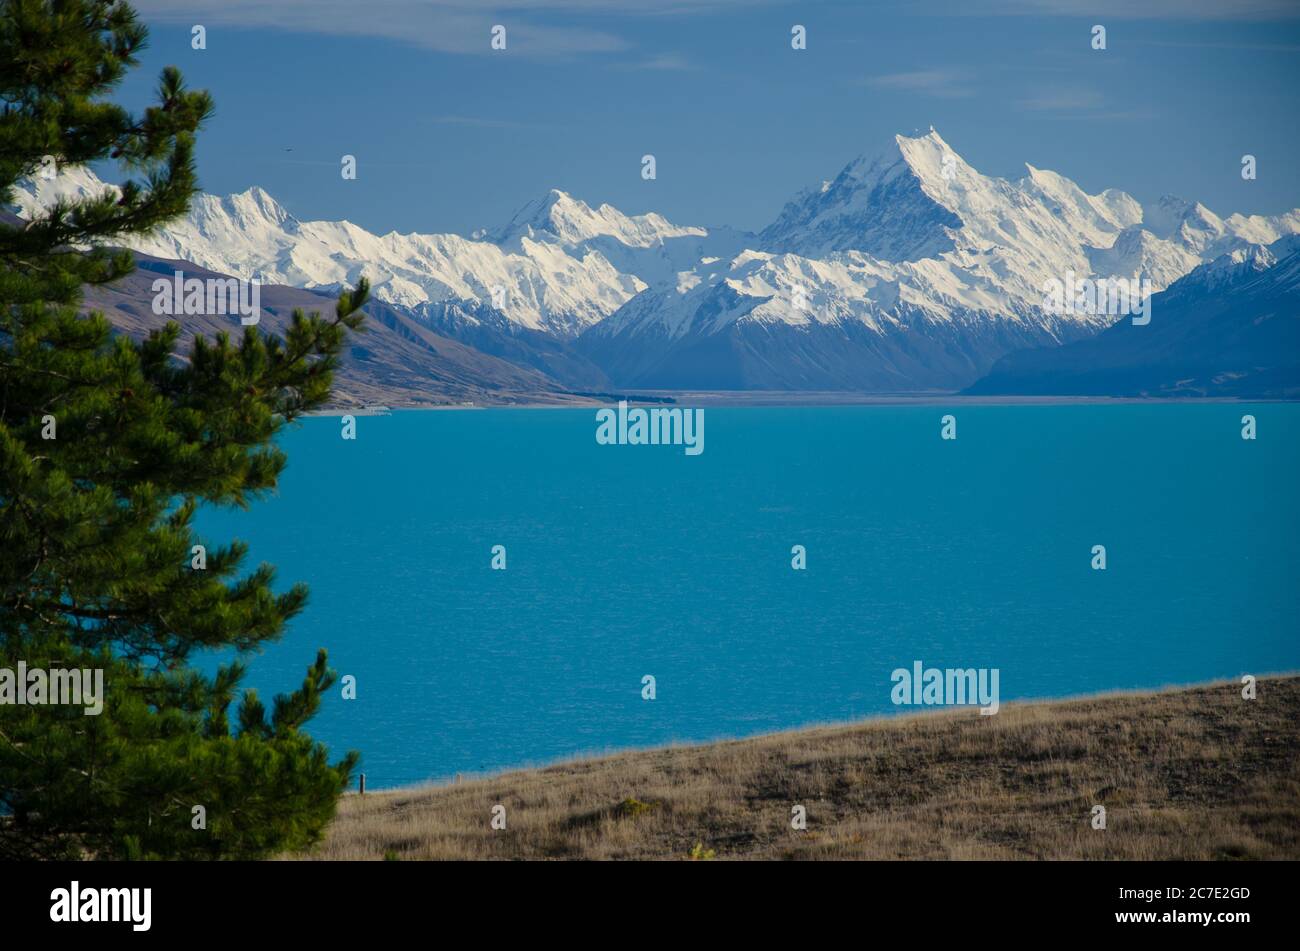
[{"xmin": 5, "ymin": 860, "xmax": 1282, "ymax": 938}]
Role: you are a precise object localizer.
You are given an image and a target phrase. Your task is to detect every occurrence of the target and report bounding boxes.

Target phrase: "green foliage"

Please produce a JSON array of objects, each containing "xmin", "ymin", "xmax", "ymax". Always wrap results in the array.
[
  {"xmin": 0, "ymin": 0, "xmax": 365, "ymax": 859},
  {"xmin": 687, "ymin": 842, "xmax": 716, "ymax": 861},
  {"xmin": 616, "ymin": 797, "xmax": 657, "ymax": 819}
]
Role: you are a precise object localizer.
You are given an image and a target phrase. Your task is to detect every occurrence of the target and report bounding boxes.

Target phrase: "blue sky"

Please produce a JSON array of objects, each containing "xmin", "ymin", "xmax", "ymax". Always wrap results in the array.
[{"xmin": 118, "ymin": 1, "xmax": 1300, "ymax": 236}]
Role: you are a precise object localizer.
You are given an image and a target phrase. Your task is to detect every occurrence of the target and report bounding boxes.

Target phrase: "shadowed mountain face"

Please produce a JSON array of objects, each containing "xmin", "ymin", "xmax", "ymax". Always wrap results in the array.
[
  {"xmin": 411, "ymin": 299, "xmax": 611, "ymax": 390},
  {"xmin": 966, "ymin": 237, "xmax": 1300, "ymax": 399},
  {"xmin": 87, "ymin": 255, "xmax": 567, "ymax": 406},
  {"xmin": 757, "ymin": 143, "xmax": 965, "ymax": 261},
  {"xmin": 575, "ymin": 280, "xmax": 1093, "ymax": 391}
]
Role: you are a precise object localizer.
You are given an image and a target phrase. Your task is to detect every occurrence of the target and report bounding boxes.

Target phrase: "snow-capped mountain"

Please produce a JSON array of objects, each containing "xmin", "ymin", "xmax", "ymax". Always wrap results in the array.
[
  {"xmin": 578, "ymin": 129, "xmax": 1300, "ymax": 389},
  {"xmin": 11, "ymin": 128, "xmax": 1300, "ymax": 393},
  {"xmin": 1090, "ymin": 195, "xmax": 1300, "ymax": 285},
  {"xmin": 481, "ymin": 186, "xmax": 751, "ymax": 324},
  {"xmin": 759, "ymin": 131, "xmax": 1141, "ymax": 294},
  {"xmin": 11, "ymin": 166, "xmax": 705, "ymax": 340},
  {"xmin": 968, "ymin": 234, "xmax": 1300, "ymax": 398},
  {"xmin": 574, "ymin": 244, "xmax": 1084, "ymax": 391},
  {"xmin": 491, "ymin": 187, "xmax": 704, "ymax": 248}
]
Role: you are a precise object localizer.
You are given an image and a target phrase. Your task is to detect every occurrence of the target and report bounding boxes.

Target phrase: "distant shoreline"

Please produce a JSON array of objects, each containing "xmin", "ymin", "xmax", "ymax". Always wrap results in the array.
[{"xmin": 308, "ymin": 392, "xmax": 1295, "ymax": 415}]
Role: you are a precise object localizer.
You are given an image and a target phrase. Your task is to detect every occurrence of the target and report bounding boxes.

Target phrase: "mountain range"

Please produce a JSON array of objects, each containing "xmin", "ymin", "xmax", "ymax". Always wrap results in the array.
[
  {"xmin": 11, "ymin": 129, "xmax": 1300, "ymax": 400},
  {"xmin": 968, "ymin": 236, "xmax": 1300, "ymax": 398}
]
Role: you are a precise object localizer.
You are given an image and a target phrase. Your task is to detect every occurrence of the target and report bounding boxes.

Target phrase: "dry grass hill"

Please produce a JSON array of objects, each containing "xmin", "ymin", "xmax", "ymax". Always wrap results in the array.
[{"xmin": 295, "ymin": 677, "xmax": 1299, "ymax": 861}]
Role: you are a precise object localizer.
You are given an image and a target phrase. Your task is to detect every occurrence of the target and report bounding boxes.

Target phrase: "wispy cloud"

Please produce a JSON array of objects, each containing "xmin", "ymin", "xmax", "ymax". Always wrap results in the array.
[
  {"xmin": 1132, "ymin": 39, "xmax": 1300, "ymax": 52},
  {"xmin": 130, "ymin": 1, "xmax": 771, "ymax": 55},
  {"xmin": 1018, "ymin": 87, "xmax": 1105, "ymax": 112},
  {"xmin": 931, "ymin": 0, "xmax": 1300, "ymax": 20},
  {"xmin": 1028, "ymin": 110, "xmax": 1154, "ymax": 121},
  {"xmin": 1016, "ymin": 85, "xmax": 1151, "ymax": 120},
  {"xmin": 865, "ymin": 69, "xmax": 973, "ymax": 99},
  {"xmin": 423, "ymin": 115, "xmax": 549, "ymax": 129},
  {"xmin": 624, "ymin": 53, "xmax": 699, "ymax": 71},
  {"xmin": 131, "ymin": 1, "xmax": 629, "ymax": 56}
]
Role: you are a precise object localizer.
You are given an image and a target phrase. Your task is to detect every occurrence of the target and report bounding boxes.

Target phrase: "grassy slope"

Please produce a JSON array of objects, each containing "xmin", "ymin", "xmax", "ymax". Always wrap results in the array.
[
  {"xmin": 299, "ymin": 677, "xmax": 1300, "ymax": 860},
  {"xmin": 84, "ymin": 253, "xmax": 576, "ymax": 408}
]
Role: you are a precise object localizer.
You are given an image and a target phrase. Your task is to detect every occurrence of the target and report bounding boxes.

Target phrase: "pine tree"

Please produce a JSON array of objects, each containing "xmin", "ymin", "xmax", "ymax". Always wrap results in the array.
[{"xmin": 0, "ymin": 0, "xmax": 364, "ymax": 859}]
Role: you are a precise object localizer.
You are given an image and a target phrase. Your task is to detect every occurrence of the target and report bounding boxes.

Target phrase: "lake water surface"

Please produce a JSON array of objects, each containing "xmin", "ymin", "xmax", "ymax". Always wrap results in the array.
[{"xmin": 196, "ymin": 404, "xmax": 1300, "ymax": 788}]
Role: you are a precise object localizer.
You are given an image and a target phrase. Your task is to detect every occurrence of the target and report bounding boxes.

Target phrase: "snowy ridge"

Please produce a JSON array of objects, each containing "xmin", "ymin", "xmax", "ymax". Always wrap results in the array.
[
  {"xmin": 10, "ymin": 169, "xmax": 703, "ymax": 338},
  {"xmin": 590, "ymin": 129, "xmax": 1300, "ymax": 346},
  {"xmin": 491, "ymin": 188, "xmax": 705, "ymax": 248},
  {"xmin": 968, "ymin": 231, "xmax": 1300, "ymax": 399},
  {"xmin": 9, "ymin": 129, "xmax": 1300, "ymax": 390}
]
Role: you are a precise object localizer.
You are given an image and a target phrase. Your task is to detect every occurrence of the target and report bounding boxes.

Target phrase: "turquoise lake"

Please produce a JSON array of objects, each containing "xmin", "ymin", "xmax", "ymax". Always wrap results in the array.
[{"xmin": 195, "ymin": 404, "xmax": 1300, "ymax": 789}]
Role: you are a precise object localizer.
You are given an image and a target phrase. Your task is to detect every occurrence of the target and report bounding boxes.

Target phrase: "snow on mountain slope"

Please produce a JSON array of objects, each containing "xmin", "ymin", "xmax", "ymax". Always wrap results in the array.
[
  {"xmin": 491, "ymin": 188, "xmax": 704, "ymax": 248},
  {"xmin": 1018, "ymin": 164, "xmax": 1144, "ymax": 241},
  {"xmin": 1088, "ymin": 195, "xmax": 1300, "ymax": 288},
  {"xmin": 10, "ymin": 169, "xmax": 711, "ymax": 339},
  {"xmin": 757, "ymin": 129, "xmax": 1297, "ymax": 307},
  {"xmin": 1224, "ymin": 209, "xmax": 1300, "ymax": 246},
  {"xmin": 1163, "ymin": 233, "xmax": 1300, "ymax": 295},
  {"xmin": 758, "ymin": 131, "xmax": 964, "ymax": 262},
  {"xmin": 589, "ymin": 244, "xmax": 1035, "ymax": 342},
  {"xmin": 489, "ymin": 187, "xmax": 753, "ymax": 296},
  {"xmin": 11, "ymin": 129, "xmax": 1300, "ymax": 393},
  {"xmin": 759, "ymin": 129, "xmax": 1138, "ymax": 290},
  {"xmin": 969, "ymin": 234, "xmax": 1300, "ymax": 398},
  {"xmin": 131, "ymin": 187, "xmax": 651, "ymax": 338},
  {"xmin": 1085, "ymin": 226, "xmax": 1203, "ymax": 289},
  {"xmin": 7, "ymin": 163, "xmax": 112, "ymax": 216},
  {"xmin": 584, "ymin": 129, "xmax": 1137, "ymax": 367},
  {"xmin": 574, "ymin": 240, "xmax": 1085, "ymax": 390},
  {"xmin": 1142, "ymin": 195, "xmax": 1227, "ymax": 250},
  {"xmin": 578, "ymin": 129, "xmax": 1300, "ymax": 390}
]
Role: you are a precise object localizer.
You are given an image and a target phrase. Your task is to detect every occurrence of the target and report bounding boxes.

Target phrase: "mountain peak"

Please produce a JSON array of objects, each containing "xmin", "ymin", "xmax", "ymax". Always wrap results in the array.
[
  {"xmin": 533, "ymin": 187, "xmax": 586, "ymax": 215},
  {"xmin": 229, "ymin": 185, "xmax": 293, "ymax": 223},
  {"xmin": 1020, "ymin": 163, "xmax": 1143, "ymax": 238},
  {"xmin": 895, "ymin": 128, "xmax": 967, "ymax": 187},
  {"xmin": 1139, "ymin": 194, "xmax": 1228, "ymax": 257},
  {"xmin": 491, "ymin": 188, "xmax": 702, "ymax": 249},
  {"xmin": 757, "ymin": 129, "xmax": 967, "ymax": 260},
  {"xmin": 491, "ymin": 189, "xmax": 595, "ymax": 243},
  {"xmin": 8, "ymin": 163, "xmax": 120, "ymax": 220},
  {"xmin": 897, "ymin": 126, "xmax": 952, "ymax": 152},
  {"xmin": 832, "ymin": 128, "xmax": 959, "ymax": 189},
  {"xmin": 1143, "ymin": 194, "xmax": 1210, "ymax": 235}
]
